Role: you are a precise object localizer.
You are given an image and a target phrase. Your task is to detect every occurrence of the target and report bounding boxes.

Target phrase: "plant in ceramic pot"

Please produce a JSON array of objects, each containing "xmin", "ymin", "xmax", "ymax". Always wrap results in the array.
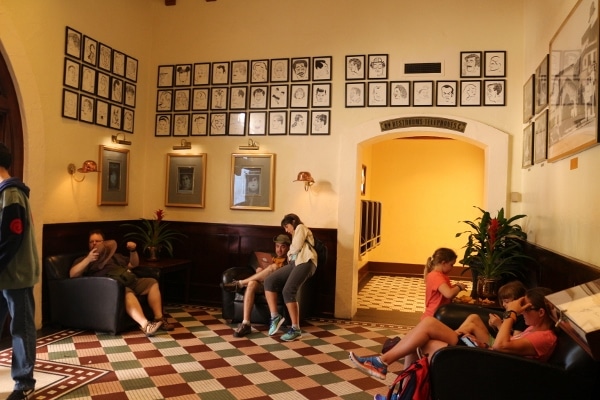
[
  {"xmin": 122, "ymin": 209, "xmax": 186, "ymax": 260},
  {"xmin": 456, "ymin": 206, "xmax": 530, "ymax": 299}
]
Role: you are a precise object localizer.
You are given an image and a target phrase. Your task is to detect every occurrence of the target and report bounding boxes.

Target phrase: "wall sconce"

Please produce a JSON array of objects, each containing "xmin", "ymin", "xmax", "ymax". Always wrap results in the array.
[
  {"xmin": 173, "ymin": 139, "xmax": 192, "ymax": 150},
  {"xmin": 111, "ymin": 133, "xmax": 131, "ymax": 145},
  {"xmin": 294, "ymin": 171, "xmax": 315, "ymax": 191},
  {"xmin": 239, "ymin": 139, "xmax": 259, "ymax": 150},
  {"xmin": 67, "ymin": 160, "xmax": 98, "ymax": 182}
]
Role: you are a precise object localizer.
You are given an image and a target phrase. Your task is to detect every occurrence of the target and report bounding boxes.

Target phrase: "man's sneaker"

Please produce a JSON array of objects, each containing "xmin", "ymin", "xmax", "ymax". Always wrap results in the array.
[
  {"xmin": 268, "ymin": 315, "xmax": 285, "ymax": 336},
  {"xmin": 382, "ymin": 336, "xmax": 401, "ymax": 354},
  {"xmin": 233, "ymin": 323, "xmax": 252, "ymax": 337},
  {"xmin": 349, "ymin": 351, "xmax": 387, "ymax": 379},
  {"xmin": 7, "ymin": 389, "xmax": 34, "ymax": 400},
  {"xmin": 281, "ymin": 327, "xmax": 302, "ymax": 341},
  {"xmin": 142, "ymin": 319, "xmax": 163, "ymax": 337},
  {"xmin": 158, "ymin": 316, "xmax": 174, "ymax": 331}
]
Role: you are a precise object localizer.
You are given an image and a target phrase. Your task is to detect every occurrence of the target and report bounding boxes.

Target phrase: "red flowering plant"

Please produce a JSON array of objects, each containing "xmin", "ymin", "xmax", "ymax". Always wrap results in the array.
[{"xmin": 122, "ymin": 209, "xmax": 185, "ymax": 258}]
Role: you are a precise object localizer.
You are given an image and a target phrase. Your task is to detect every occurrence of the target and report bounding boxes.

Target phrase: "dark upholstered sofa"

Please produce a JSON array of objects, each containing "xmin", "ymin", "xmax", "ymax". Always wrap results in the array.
[
  {"xmin": 220, "ymin": 251, "xmax": 315, "ymax": 325},
  {"xmin": 44, "ymin": 252, "xmax": 153, "ymax": 335},
  {"xmin": 431, "ymin": 303, "xmax": 600, "ymax": 400}
]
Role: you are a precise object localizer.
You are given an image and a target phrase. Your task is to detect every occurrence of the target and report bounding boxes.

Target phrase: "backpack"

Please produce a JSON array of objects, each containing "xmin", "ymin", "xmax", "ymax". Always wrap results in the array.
[
  {"xmin": 307, "ymin": 237, "xmax": 327, "ymax": 268},
  {"xmin": 383, "ymin": 355, "xmax": 430, "ymax": 400}
]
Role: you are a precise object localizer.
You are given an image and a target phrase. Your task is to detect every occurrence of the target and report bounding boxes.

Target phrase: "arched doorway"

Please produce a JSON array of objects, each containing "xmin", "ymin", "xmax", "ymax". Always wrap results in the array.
[{"xmin": 0, "ymin": 51, "xmax": 24, "ymax": 177}]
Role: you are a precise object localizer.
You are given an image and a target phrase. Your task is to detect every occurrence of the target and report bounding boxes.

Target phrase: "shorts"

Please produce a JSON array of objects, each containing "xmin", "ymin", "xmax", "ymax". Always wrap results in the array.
[{"xmin": 126, "ymin": 277, "xmax": 157, "ymax": 296}]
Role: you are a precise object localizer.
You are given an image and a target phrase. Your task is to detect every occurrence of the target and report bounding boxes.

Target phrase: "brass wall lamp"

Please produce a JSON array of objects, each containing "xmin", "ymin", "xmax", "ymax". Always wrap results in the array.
[
  {"xmin": 294, "ymin": 171, "xmax": 315, "ymax": 191},
  {"xmin": 239, "ymin": 139, "xmax": 259, "ymax": 150},
  {"xmin": 173, "ymin": 139, "xmax": 192, "ymax": 150},
  {"xmin": 111, "ymin": 133, "xmax": 131, "ymax": 145},
  {"xmin": 67, "ymin": 160, "xmax": 98, "ymax": 182}
]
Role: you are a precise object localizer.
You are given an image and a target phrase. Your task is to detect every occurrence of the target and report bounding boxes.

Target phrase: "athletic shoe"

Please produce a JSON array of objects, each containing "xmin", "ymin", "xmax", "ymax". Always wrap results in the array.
[
  {"xmin": 233, "ymin": 323, "xmax": 252, "ymax": 337},
  {"xmin": 281, "ymin": 327, "xmax": 302, "ymax": 341},
  {"xmin": 349, "ymin": 351, "xmax": 387, "ymax": 379},
  {"xmin": 7, "ymin": 389, "xmax": 34, "ymax": 400},
  {"xmin": 382, "ymin": 336, "xmax": 401, "ymax": 354},
  {"xmin": 158, "ymin": 316, "xmax": 174, "ymax": 331},
  {"xmin": 268, "ymin": 315, "xmax": 285, "ymax": 336},
  {"xmin": 142, "ymin": 319, "xmax": 163, "ymax": 337}
]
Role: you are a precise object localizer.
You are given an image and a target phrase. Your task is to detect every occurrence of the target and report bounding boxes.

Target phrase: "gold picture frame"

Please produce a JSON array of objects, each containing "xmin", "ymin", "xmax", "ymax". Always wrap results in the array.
[
  {"xmin": 230, "ymin": 153, "xmax": 275, "ymax": 210},
  {"xmin": 165, "ymin": 153, "xmax": 207, "ymax": 208},
  {"xmin": 98, "ymin": 145, "xmax": 129, "ymax": 205}
]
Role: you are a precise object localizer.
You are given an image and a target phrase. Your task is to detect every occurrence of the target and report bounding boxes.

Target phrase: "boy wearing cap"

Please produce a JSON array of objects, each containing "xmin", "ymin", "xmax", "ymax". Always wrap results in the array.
[{"xmin": 223, "ymin": 234, "xmax": 290, "ymax": 337}]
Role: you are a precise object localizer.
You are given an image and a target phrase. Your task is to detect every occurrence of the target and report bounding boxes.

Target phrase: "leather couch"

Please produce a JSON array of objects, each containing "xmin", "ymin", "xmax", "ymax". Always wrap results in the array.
[
  {"xmin": 221, "ymin": 251, "xmax": 315, "ymax": 325},
  {"xmin": 44, "ymin": 252, "xmax": 153, "ymax": 335},
  {"xmin": 431, "ymin": 303, "xmax": 599, "ymax": 400}
]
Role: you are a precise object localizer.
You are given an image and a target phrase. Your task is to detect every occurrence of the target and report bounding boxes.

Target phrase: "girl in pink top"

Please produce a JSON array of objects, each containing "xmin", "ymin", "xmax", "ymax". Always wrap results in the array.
[{"xmin": 422, "ymin": 248, "xmax": 467, "ymax": 319}]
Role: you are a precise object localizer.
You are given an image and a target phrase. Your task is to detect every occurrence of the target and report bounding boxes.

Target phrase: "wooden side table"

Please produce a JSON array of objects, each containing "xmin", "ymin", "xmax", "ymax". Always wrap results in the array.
[{"xmin": 134, "ymin": 258, "xmax": 192, "ymax": 304}]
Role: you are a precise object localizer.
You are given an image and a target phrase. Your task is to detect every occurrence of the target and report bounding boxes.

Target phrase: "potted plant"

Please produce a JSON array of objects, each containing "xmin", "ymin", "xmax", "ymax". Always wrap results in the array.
[
  {"xmin": 455, "ymin": 206, "xmax": 530, "ymax": 299},
  {"xmin": 122, "ymin": 209, "xmax": 186, "ymax": 260}
]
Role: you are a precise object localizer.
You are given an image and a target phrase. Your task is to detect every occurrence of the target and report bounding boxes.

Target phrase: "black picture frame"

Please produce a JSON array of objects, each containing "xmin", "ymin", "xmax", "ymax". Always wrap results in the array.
[
  {"xmin": 82, "ymin": 35, "xmax": 97, "ymax": 66},
  {"xmin": 460, "ymin": 80, "xmax": 482, "ymax": 106},
  {"xmin": 229, "ymin": 86, "xmax": 248, "ymax": 110},
  {"xmin": 209, "ymin": 112, "xmax": 227, "ymax": 136},
  {"xmin": 156, "ymin": 89, "xmax": 173, "ymax": 112},
  {"xmin": 436, "ymin": 81, "xmax": 458, "ymax": 107},
  {"xmin": 484, "ymin": 51, "xmax": 506, "ymax": 77},
  {"xmin": 175, "ymin": 64, "xmax": 192, "ymax": 86},
  {"xmin": 155, "ymin": 114, "xmax": 172, "ymax": 137},
  {"xmin": 460, "ymin": 51, "xmax": 482, "ymax": 78},
  {"xmin": 109, "ymin": 104, "xmax": 122, "ymax": 130},
  {"xmin": 190, "ymin": 113, "xmax": 208, "ymax": 136},
  {"xmin": 412, "ymin": 81, "xmax": 434, "ymax": 106},
  {"xmin": 125, "ymin": 56, "xmax": 138, "ymax": 82},
  {"xmin": 174, "ymin": 88, "xmax": 191, "ymax": 111},
  {"xmin": 212, "ymin": 62, "xmax": 230, "ymax": 85},
  {"xmin": 291, "ymin": 57, "xmax": 310, "ymax": 81},
  {"xmin": 484, "ymin": 79, "xmax": 506, "ymax": 106},
  {"xmin": 268, "ymin": 111, "xmax": 287, "ymax": 135},
  {"xmin": 210, "ymin": 87, "xmax": 228, "ymax": 110},
  {"xmin": 290, "ymin": 84, "xmax": 310, "ymax": 108},
  {"xmin": 228, "ymin": 112, "xmax": 247, "ymax": 136},
  {"xmin": 124, "ymin": 82, "xmax": 136, "ymax": 108},
  {"xmin": 270, "ymin": 58, "xmax": 289, "ymax": 82},
  {"xmin": 523, "ymin": 74, "xmax": 535, "ymax": 123},
  {"xmin": 313, "ymin": 56, "xmax": 332, "ymax": 81},
  {"xmin": 390, "ymin": 81, "xmax": 410, "ymax": 107},
  {"xmin": 534, "ymin": 54, "xmax": 549, "ymax": 114},
  {"xmin": 346, "ymin": 55, "xmax": 366, "ymax": 80},
  {"xmin": 112, "ymin": 50, "xmax": 126, "ymax": 77},
  {"xmin": 79, "ymin": 94, "xmax": 95, "ymax": 124},
  {"xmin": 522, "ymin": 123, "xmax": 534, "ymax": 169},
  {"xmin": 63, "ymin": 58, "xmax": 80, "ymax": 89},
  {"xmin": 312, "ymin": 83, "xmax": 331, "ymax": 108},
  {"xmin": 157, "ymin": 65, "xmax": 174, "ymax": 88},
  {"xmin": 251, "ymin": 60, "xmax": 269, "ymax": 83},
  {"xmin": 122, "ymin": 108, "xmax": 134, "ymax": 133},
  {"xmin": 534, "ymin": 110, "xmax": 548, "ymax": 164},
  {"xmin": 173, "ymin": 114, "xmax": 190, "ymax": 136},
  {"xmin": 367, "ymin": 82, "xmax": 388, "ymax": 107},
  {"xmin": 192, "ymin": 88, "xmax": 209, "ymax": 111},
  {"xmin": 95, "ymin": 100, "xmax": 109, "ymax": 127},
  {"xmin": 62, "ymin": 89, "xmax": 79, "ymax": 121},
  {"xmin": 110, "ymin": 77, "xmax": 124, "ymax": 104},
  {"xmin": 193, "ymin": 63, "xmax": 210, "ymax": 85},
  {"xmin": 248, "ymin": 111, "xmax": 267, "ymax": 136},
  {"xmin": 367, "ymin": 54, "xmax": 388, "ymax": 79},
  {"xmin": 310, "ymin": 110, "xmax": 330, "ymax": 135},
  {"xmin": 231, "ymin": 60, "xmax": 249, "ymax": 84},
  {"xmin": 65, "ymin": 27, "xmax": 82, "ymax": 59},
  {"xmin": 289, "ymin": 111, "xmax": 309, "ymax": 135},
  {"xmin": 96, "ymin": 72, "xmax": 110, "ymax": 99},
  {"xmin": 98, "ymin": 43, "xmax": 112, "ymax": 72},
  {"xmin": 249, "ymin": 86, "xmax": 268, "ymax": 109},
  {"xmin": 269, "ymin": 85, "xmax": 288, "ymax": 109},
  {"xmin": 80, "ymin": 65, "xmax": 96, "ymax": 94},
  {"xmin": 346, "ymin": 82, "xmax": 365, "ymax": 107}
]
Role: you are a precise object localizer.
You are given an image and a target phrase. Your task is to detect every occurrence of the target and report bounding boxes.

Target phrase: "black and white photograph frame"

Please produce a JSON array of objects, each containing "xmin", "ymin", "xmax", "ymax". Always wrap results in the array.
[
  {"xmin": 270, "ymin": 58, "xmax": 289, "ymax": 82},
  {"xmin": 230, "ymin": 153, "xmax": 275, "ymax": 211},
  {"xmin": 95, "ymin": 100, "xmax": 109, "ymax": 127},
  {"xmin": 98, "ymin": 43, "xmax": 112, "ymax": 72},
  {"xmin": 96, "ymin": 72, "xmax": 110, "ymax": 99},
  {"xmin": 484, "ymin": 79, "xmax": 506, "ymax": 106},
  {"xmin": 310, "ymin": 110, "xmax": 330, "ymax": 135},
  {"xmin": 212, "ymin": 62, "xmax": 230, "ymax": 85},
  {"xmin": 125, "ymin": 56, "xmax": 138, "ymax": 82},
  {"xmin": 249, "ymin": 86, "xmax": 268, "ymax": 109},
  {"xmin": 269, "ymin": 85, "xmax": 288, "ymax": 109},
  {"xmin": 290, "ymin": 84, "xmax": 310, "ymax": 108},
  {"xmin": 175, "ymin": 64, "xmax": 192, "ymax": 86},
  {"xmin": 111, "ymin": 77, "xmax": 124, "ymax": 104},
  {"xmin": 289, "ymin": 111, "xmax": 309, "ymax": 135},
  {"xmin": 312, "ymin": 83, "xmax": 332, "ymax": 108},
  {"xmin": 368, "ymin": 54, "xmax": 388, "ymax": 79},
  {"xmin": 231, "ymin": 60, "xmax": 249, "ymax": 84},
  {"xmin": 173, "ymin": 114, "xmax": 190, "ymax": 136},
  {"xmin": 534, "ymin": 110, "xmax": 548, "ymax": 164},
  {"xmin": 156, "ymin": 89, "xmax": 173, "ymax": 112},
  {"xmin": 191, "ymin": 113, "xmax": 208, "ymax": 136},
  {"xmin": 109, "ymin": 104, "xmax": 122, "ymax": 130},
  {"xmin": 193, "ymin": 63, "xmax": 210, "ymax": 86},
  {"xmin": 291, "ymin": 57, "xmax": 310, "ymax": 82},
  {"xmin": 228, "ymin": 112, "xmax": 247, "ymax": 136},
  {"xmin": 346, "ymin": 82, "xmax": 365, "ymax": 107},
  {"xmin": 523, "ymin": 74, "xmax": 535, "ymax": 123},
  {"xmin": 155, "ymin": 114, "xmax": 172, "ymax": 137},
  {"xmin": 62, "ymin": 89, "xmax": 78, "ymax": 120},
  {"xmin": 436, "ymin": 81, "xmax": 458, "ymax": 107},
  {"xmin": 192, "ymin": 88, "xmax": 209, "ymax": 111},
  {"xmin": 390, "ymin": 81, "xmax": 410, "ymax": 107},
  {"xmin": 346, "ymin": 55, "xmax": 366, "ymax": 80},
  {"xmin": 98, "ymin": 146, "xmax": 129, "ymax": 206},
  {"xmin": 484, "ymin": 51, "xmax": 506, "ymax": 77},
  {"xmin": 65, "ymin": 27, "xmax": 82, "ymax": 59},
  {"xmin": 535, "ymin": 54, "xmax": 549, "ymax": 115},
  {"xmin": 248, "ymin": 112, "xmax": 267, "ymax": 136},
  {"xmin": 251, "ymin": 60, "xmax": 269, "ymax": 84},
  {"xmin": 413, "ymin": 81, "xmax": 434, "ymax": 106},
  {"xmin": 112, "ymin": 50, "xmax": 126, "ymax": 77},
  {"xmin": 122, "ymin": 108, "xmax": 134, "ymax": 133},
  {"xmin": 460, "ymin": 80, "xmax": 481, "ymax": 106},
  {"xmin": 522, "ymin": 123, "xmax": 534, "ymax": 169},
  {"xmin": 157, "ymin": 65, "xmax": 174, "ymax": 87},
  {"xmin": 313, "ymin": 56, "xmax": 332, "ymax": 81},
  {"xmin": 80, "ymin": 65, "xmax": 96, "ymax": 94},
  {"xmin": 268, "ymin": 111, "xmax": 287, "ymax": 135},
  {"xmin": 63, "ymin": 58, "xmax": 80, "ymax": 89},
  {"xmin": 166, "ymin": 153, "xmax": 207, "ymax": 208},
  {"xmin": 210, "ymin": 87, "xmax": 228, "ymax": 110},
  {"xmin": 79, "ymin": 94, "xmax": 95, "ymax": 124},
  {"xmin": 124, "ymin": 82, "xmax": 136, "ymax": 108},
  {"xmin": 460, "ymin": 51, "xmax": 482, "ymax": 78},
  {"xmin": 367, "ymin": 82, "xmax": 388, "ymax": 107},
  {"xmin": 82, "ymin": 35, "xmax": 97, "ymax": 66},
  {"xmin": 229, "ymin": 87, "xmax": 248, "ymax": 110},
  {"xmin": 209, "ymin": 112, "xmax": 227, "ymax": 136}
]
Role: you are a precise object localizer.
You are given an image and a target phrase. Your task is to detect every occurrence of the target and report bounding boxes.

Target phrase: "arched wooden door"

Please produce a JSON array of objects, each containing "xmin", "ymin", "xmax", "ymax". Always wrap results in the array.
[{"xmin": 0, "ymin": 52, "xmax": 24, "ymax": 178}]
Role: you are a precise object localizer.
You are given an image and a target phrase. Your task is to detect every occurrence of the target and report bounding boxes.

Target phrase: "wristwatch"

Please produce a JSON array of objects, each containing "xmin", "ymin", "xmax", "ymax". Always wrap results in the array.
[{"xmin": 503, "ymin": 310, "xmax": 517, "ymax": 320}]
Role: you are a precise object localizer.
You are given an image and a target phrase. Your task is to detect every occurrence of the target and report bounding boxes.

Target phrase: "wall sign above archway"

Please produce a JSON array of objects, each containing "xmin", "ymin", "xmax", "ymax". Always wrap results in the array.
[{"xmin": 379, "ymin": 116, "xmax": 467, "ymax": 133}]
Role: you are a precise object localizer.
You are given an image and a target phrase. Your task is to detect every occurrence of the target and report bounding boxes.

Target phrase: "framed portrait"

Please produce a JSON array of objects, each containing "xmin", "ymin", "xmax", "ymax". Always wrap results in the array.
[
  {"xmin": 192, "ymin": 88, "xmax": 209, "ymax": 111},
  {"xmin": 63, "ymin": 58, "xmax": 80, "ymax": 89},
  {"xmin": 289, "ymin": 110, "xmax": 309, "ymax": 135},
  {"xmin": 157, "ymin": 65, "xmax": 174, "ymax": 87},
  {"xmin": 210, "ymin": 87, "xmax": 228, "ymax": 110},
  {"xmin": 175, "ymin": 64, "xmax": 192, "ymax": 86},
  {"xmin": 436, "ymin": 81, "xmax": 458, "ymax": 107},
  {"xmin": 98, "ymin": 43, "xmax": 112, "ymax": 72},
  {"xmin": 109, "ymin": 104, "xmax": 122, "ymax": 130},
  {"xmin": 229, "ymin": 86, "xmax": 248, "ymax": 110},
  {"xmin": 79, "ymin": 95, "xmax": 95, "ymax": 124},
  {"xmin": 270, "ymin": 58, "xmax": 289, "ymax": 82},
  {"xmin": 290, "ymin": 84, "xmax": 310, "ymax": 108},
  {"xmin": 460, "ymin": 51, "xmax": 482, "ymax": 78},
  {"xmin": 310, "ymin": 110, "xmax": 330, "ymax": 135},
  {"xmin": 212, "ymin": 62, "xmax": 230, "ymax": 85},
  {"xmin": 346, "ymin": 55, "xmax": 366, "ymax": 80},
  {"xmin": 65, "ymin": 27, "xmax": 82, "ymax": 59},
  {"xmin": 367, "ymin": 54, "xmax": 388, "ymax": 79},
  {"xmin": 534, "ymin": 110, "xmax": 548, "ymax": 164},
  {"xmin": 313, "ymin": 56, "xmax": 332, "ymax": 81},
  {"xmin": 62, "ymin": 89, "xmax": 78, "ymax": 120},
  {"xmin": 193, "ymin": 63, "xmax": 210, "ymax": 85},
  {"xmin": 248, "ymin": 112, "xmax": 267, "ymax": 135},
  {"xmin": 250, "ymin": 60, "xmax": 269, "ymax": 83},
  {"xmin": 95, "ymin": 100, "xmax": 109, "ymax": 127},
  {"xmin": 346, "ymin": 82, "xmax": 365, "ymax": 107},
  {"xmin": 484, "ymin": 51, "xmax": 506, "ymax": 77},
  {"xmin": 209, "ymin": 112, "xmax": 227, "ymax": 136},
  {"xmin": 112, "ymin": 50, "xmax": 125, "ymax": 77},
  {"xmin": 412, "ymin": 81, "xmax": 434, "ymax": 106},
  {"xmin": 166, "ymin": 153, "xmax": 207, "ymax": 208},
  {"xmin": 190, "ymin": 113, "xmax": 208, "ymax": 136},
  {"xmin": 390, "ymin": 81, "xmax": 410, "ymax": 106},
  {"xmin": 82, "ymin": 35, "xmax": 97, "ymax": 66},
  {"xmin": 483, "ymin": 79, "xmax": 506, "ymax": 106},
  {"xmin": 228, "ymin": 112, "xmax": 247, "ymax": 136},
  {"xmin": 230, "ymin": 153, "xmax": 275, "ymax": 211},
  {"xmin": 249, "ymin": 86, "xmax": 268, "ymax": 109},
  {"xmin": 111, "ymin": 77, "xmax": 124, "ymax": 104},
  {"xmin": 174, "ymin": 89, "xmax": 191, "ymax": 111},
  {"xmin": 125, "ymin": 56, "xmax": 138, "ymax": 82},
  {"xmin": 460, "ymin": 80, "xmax": 481, "ymax": 106},
  {"xmin": 535, "ymin": 54, "xmax": 549, "ymax": 115},
  {"xmin": 367, "ymin": 82, "xmax": 388, "ymax": 107},
  {"xmin": 156, "ymin": 90, "xmax": 173, "ymax": 112},
  {"xmin": 98, "ymin": 146, "xmax": 129, "ymax": 206},
  {"xmin": 269, "ymin": 85, "xmax": 288, "ymax": 109},
  {"xmin": 155, "ymin": 114, "xmax": 172, "ymax": 137},
  {"xmin": 312, "ymin": 83, "xmax": 332, "ymax": 107},
  {"xmin": 268, "ymin": 111, "xmax": 287, "ymax": 135},
  {"xmin": 522, "ymin": 124, "xmax": 534, "ymax": 169},
  {"xmin": 80, "ymin": 65, "xmax": 96, "ymax": 94},
  {"xmin": 124, "ymin": 82, "xmax": 136, "ymax": 107},
  {"xmin": 173, "ymin": 114, "xmax": 190, "ymax": 136},
  {"xmin": 96, "ymin": 72, "xmax": 110, "ymax": 99},
  {"xmin": 523, "ymin": 74, "xmax": 535, "ymax": 123},
  {"xmin": 291, "ymin": 57, "xmax": 310, "ymax": 81},
  {"xmin": 122, "ymin": 108, "xmax": 134, "ymax": 133},
  {"xmin": 231, "ymin": 60, "xmax": 249, "ymax": 84}
]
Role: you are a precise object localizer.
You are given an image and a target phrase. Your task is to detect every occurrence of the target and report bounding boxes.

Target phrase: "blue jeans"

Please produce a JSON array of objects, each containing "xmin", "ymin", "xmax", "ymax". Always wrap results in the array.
[{"xmin": 0, "ymin": 287, "xmax": 36, "ymax": 390}]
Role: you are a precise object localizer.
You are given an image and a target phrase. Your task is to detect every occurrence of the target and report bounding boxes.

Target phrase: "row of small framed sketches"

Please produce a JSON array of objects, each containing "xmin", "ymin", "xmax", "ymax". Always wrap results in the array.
[
  {"xmin": 158, "ymin": 56, "xmax": 331, "ymax": 87},
  {"xmin": 65, "ymin": 27, "xmax": 138, "ymax": 82},
  {"xmin": 345, "ymin": 54, "xmax": 389, "ymax": 80},
  {"xmin": 346, "ymin": 80, "xmax": 506, "ymax": 107},
  {"xmin": 62, "ymin": 89, "xmax": 134, "ymax": 132},
  {"xmin": 523, "ymin": 54, "xmax": 549, "ymax": 123},
  {"xmin": 523, "ymin": 110, "xmax": 548, "ymax": 168},
  {"xmin": 155, "ymin": 110, "xmax": 330, "ymax": 136},
  {"xmin": 157, "ymin": 83, "xmax": 331, "ymax": 112},
  {"xmin": 460, "ymin": 51, "xmax": 506, "ymax": 78}
]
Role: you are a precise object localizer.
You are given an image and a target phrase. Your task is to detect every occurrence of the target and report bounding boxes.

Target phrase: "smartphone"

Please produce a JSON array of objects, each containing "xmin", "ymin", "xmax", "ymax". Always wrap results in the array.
[{"xmin": 460, "ymin": 335, "xmax": 478, "ymax": 347}]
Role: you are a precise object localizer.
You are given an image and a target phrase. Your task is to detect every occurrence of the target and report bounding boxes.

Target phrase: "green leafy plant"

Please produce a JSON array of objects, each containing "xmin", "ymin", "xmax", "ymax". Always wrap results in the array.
[
  {"xmin": 122, "ymin": 209, "xmax": 186, "ymax": 258},
  {"xmin": 456, "ymin": 206, "xmax": 530, "ymax": 279}
]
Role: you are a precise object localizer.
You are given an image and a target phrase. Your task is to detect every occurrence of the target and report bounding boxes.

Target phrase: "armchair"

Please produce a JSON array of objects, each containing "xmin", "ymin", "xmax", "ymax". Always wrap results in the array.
[
  {"xmin": 44, "ymin": 252, "xmax": 153, "ymax": 335},
  {"xmin": 431, "ymin": 303, "xmax": 599, "ymax": 400}
]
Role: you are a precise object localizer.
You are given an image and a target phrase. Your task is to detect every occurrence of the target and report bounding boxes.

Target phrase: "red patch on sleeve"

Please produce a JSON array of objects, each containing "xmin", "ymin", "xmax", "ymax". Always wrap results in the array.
[{"xmin": 10, "ymin": 219, "xmax": 23, "ymax": 234}]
